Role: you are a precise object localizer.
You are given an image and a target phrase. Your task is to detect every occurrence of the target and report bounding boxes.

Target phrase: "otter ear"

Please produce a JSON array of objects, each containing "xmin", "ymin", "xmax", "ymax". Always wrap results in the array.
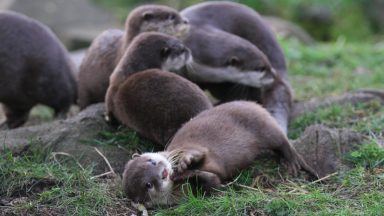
[
  {"xmin": 132, "ymin": 153, "xmax": 140, "ymax": 159},
  {"xmin": 227, "ymin": 56, "xmax": 240, "ymax": 66},
  {"xmin": 142, "ymin": 11, "xmax": 154, "ymax": 20}
]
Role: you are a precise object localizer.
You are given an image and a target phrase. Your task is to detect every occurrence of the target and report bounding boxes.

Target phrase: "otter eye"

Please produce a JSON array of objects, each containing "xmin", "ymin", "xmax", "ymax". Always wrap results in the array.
[
  {"xmin": 227, "ymin": 56, "xmax": 240, "ymax": 66},
  {"xmin": 161, "ymin": 47, "xmax": 170, "ymax": 56},
  {"xmin": 148, "ymin": 159, "xmax": 156, "ymax": 166},
  {"xmin": 168, "ymin": 14, "xmax": 176, "ymax": 20},
  {"xmin": 142, "ymin": 12, "xmax": 154, "ymax": 20},
  {"xmin": 146, "ymin": 182, "xmax": 153, "ymax": 189}
]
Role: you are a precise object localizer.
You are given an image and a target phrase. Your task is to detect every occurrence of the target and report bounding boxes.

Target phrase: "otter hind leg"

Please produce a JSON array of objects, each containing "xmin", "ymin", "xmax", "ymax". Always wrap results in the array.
[{"xmin": 2, "ymin": 104, "xmax": 32, "ymax": 129}]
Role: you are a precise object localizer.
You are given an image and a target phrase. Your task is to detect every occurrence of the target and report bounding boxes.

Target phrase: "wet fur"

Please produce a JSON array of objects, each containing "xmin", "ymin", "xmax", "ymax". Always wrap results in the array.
[{"xmin": 0, "ymin": 11, "xmax": 77, "ymax": 128}]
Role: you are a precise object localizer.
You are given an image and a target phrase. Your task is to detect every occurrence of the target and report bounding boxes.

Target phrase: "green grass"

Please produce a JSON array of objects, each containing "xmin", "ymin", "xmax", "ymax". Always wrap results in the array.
[
  {"xmin": 0, "ymin": 146, "xmax": 127, "ymax": 215},
  {"xmin": 2, "ymin": 37, "xmax": 384, "ymax": 214},
  {"xmin": 288, "ymin": 100, "xmax": 384, "ymax": 139},
  {"xmin": 281, "ymin": 38, "xmax": 384, "ymax": 100}
]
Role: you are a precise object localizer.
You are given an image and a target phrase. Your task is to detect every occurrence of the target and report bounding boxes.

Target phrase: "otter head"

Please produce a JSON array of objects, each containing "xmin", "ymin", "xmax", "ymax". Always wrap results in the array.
[
  {"xmin": 184, "ymin": 28, "xmax": 276, "ymax": 88},
  {"xmin": 126, "ymin": 5, "xmax": 190, "ymax": 42},
  {"xmin": 122, "ymin": 32, "xmax": 192, "ymax": 75},
  {"xmin": 219, "ymin": 43, "xmax": 276, "ymax": 87},
  {"xmin": 122, "ymin": 152, "xmax": 174, "ymax": 207}
]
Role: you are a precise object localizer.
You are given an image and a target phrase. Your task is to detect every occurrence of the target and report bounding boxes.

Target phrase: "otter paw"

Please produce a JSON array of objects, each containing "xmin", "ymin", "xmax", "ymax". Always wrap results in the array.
[
  {"xmin": 281, "ymin": 158, "xmax": 301, "ymax": 177},
  {"xmin": 104, "ymin": 112, "xmax": 111, "ymax": 122},
  {"xmin": 177, "ymin": 150, "xmax": 204, "ymax": 173}
]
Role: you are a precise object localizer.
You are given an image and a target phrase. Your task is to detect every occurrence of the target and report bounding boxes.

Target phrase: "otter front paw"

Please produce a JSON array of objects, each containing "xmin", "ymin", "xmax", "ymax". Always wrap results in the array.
[{"xmin": 177, "ymin": 150, "xmax": 204, "ymax": 173}]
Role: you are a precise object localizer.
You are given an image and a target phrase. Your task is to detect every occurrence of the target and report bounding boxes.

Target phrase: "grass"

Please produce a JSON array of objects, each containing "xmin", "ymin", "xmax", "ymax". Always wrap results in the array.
[
  {"xmin": 0, "ymin": 145, "xmax": 129, "ymax": 215},
  {"xmin": 288, "ymin": 100, "xmax": 384, "ymax": 139},
  {"xmin": 2, "ymin": 36, "xmax": 384, "ymax": 215}
]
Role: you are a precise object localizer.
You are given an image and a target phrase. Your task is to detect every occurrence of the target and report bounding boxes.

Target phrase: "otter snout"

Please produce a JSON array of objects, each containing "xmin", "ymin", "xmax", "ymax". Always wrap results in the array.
[
  {"xmin": 162, "ymin": 46, "xmax": 192, "ymax": 71},
  {"xmin": 182, "ymin": 17, "xmax": 189, "ymax": 25}
]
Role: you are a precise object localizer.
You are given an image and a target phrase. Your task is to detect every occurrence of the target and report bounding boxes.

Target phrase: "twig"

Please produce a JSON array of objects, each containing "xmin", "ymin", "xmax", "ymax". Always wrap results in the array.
[
  {"xmin": 304, "ymin": 172, "xmax": 338, "ymax": 186},
  {"xmin": 51, "ymin": 152, "xmax": 84, "ymax": 170},
  {"xmin": 286, "ymin": 179, "xmax": 308, "ymax": 194},
  {"xmin": 224, "ymin": 174, "xmax": 242, "ymax": 187},
  {"xmin": 288, "ymin": 172, "xmax": 338, "ymax": 194},
  {"xmin": 90, "ymin": 171, "xmax": 115, "ymax": 180},
  {"xmin": 235, "ymin": 183, "xmax": 261, "ymax": 192},
  {"xmin": 92, "ymin": 147, "xmax": 116, "ymax": 178}
]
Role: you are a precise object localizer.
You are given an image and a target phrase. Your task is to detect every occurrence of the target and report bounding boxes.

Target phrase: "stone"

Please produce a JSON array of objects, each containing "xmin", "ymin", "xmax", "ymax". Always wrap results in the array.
[
  {"xmin": 292, "ymin": 124, "xmax": 366, "ymax": 177},
  {"xmin": 1, "ymin": 0, "xmax": 120, "ymax": 49}
]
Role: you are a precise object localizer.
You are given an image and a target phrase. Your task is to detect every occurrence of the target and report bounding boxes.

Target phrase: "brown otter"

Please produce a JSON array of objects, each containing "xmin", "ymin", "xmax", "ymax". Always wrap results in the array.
[
  {"xmin": 105, "ymin": 32, "xmax": 192, "ymax": 122},
  {"xmin": 178, "ymin": 2, "xmax": 292, "ymax": 134},
  {"xmin": 0, "ymin": 11, "xmax": 77, "ymax": 129},
  {"xmin": 122, "ymin": 101, "xmax": 317, "ymax": 207},
  {"xmin": 113, "ymin": 69, "xmax": 212, "ymax": 145},
  {"xmin": 178, "ymin": 27, "xmax": 275, "ymax": 88},
  {"xmin": 77, "ymin": 5, "xmax": 189, "ymax": 109}
]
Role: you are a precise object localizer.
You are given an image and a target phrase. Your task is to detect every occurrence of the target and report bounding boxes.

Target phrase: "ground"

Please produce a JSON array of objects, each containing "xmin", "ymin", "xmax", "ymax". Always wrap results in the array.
[{"xmin": 1, "ymin": 38, "xmax": 384, "ymax": 215}]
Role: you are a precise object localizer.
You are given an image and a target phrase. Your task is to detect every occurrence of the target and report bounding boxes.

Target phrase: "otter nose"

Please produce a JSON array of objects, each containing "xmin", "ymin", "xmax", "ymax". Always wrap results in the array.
[{"xmin": 182, "ymin": 18, "xmax": 189, "ymax": 25}]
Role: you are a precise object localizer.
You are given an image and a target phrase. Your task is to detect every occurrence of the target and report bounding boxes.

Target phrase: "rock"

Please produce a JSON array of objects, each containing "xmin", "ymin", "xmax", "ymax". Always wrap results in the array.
[
  {"xmin": 0, "ymin": 104, "xmax": 132, "ymax": 174},
  {"xmin": 293, "ymin": 124, "xmax": 366, "ymax": 177},
  {"xmin": 291, "ymin": 89, "xmax": 384, "ymax": 121},
  {"xmin": 263, "ymin": 16, "xmax": 315, "ymax": 45},
  {"xmin": 2, "ymin": 0, "xmax": 120, "ymax": 49}
]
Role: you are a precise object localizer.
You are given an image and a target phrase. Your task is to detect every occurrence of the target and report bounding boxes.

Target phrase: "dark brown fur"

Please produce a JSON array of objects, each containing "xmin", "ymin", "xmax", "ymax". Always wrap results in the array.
[
  {"xmin": 180, "ymin": 2, "xmax": 292, "ymax": 133},
  {"xmin": 77, "ymin": 5, "xmax": 189, "ymax": 109},
  {"xmin": 122, "ymin": 101, "xmax": 317, "ymax": 206},
  {"xmin": 105, "ymin": 32, "xmax": 191, "ymax": 122},
  {"xmin": 113, "ymin": 69, "xmax": 212, "ymax": 145},
  {"xmin": 0, "ymin": 11, "xmax": 77, "ymax": 129}
]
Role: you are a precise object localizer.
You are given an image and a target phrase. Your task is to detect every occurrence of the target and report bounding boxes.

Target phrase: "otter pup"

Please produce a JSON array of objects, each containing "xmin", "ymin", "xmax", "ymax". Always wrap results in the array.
[
  {"xmin": 77, "ymin": 5, "xmax": 189, "ymax": 109},
  {"xmin": 123, "ymin": 101, "xmax": 317, "ymax": 207},
  {"xmin": 113, "ymin": 69, "xmax": 212, "ymax": 145},
  {"xmin": 105, "ymin": 32, "xmax": 192, "ymax": 123},
  {"xmin": 179, "ymin": 2, "xmax": 292, "ymax": 134},
  {"xmin": 0, "ymin": 11, "xmax": 77, "ymax": 129}
]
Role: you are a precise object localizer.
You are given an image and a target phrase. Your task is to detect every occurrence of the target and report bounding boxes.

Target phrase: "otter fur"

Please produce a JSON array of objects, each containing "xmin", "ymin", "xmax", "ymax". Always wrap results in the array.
[
  {"xmin": 113, "ymin": 69, "xmax": 212, "ymax": 145},
  {"xmin": 179, "ymin": 2, "xmax": 292, "ymax": 133},
  {"xmin": 77, "ymin": 5, "xmax": 189, "ymax": 109},
  {"xmin": 122, "ymin": 101, "xmax": 317, "ymax": 207},
  {"xmin": 0, "ymin": 11, "xmax": 77, "ymax": 129}
]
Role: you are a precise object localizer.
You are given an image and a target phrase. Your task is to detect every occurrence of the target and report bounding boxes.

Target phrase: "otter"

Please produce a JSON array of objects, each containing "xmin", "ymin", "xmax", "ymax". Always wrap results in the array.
[
  {"xmin": 0, "ymin": 11, "xmax": 77, "ymax": 129},
  {"xmin": 123, "ymin": 101, "xmax": 317, "ymax": 207},
  {"xmin": 77, "ymin": 5, "xmax": 189, "ymax": 109},
  {"xmin": 178, "ymin": 2, "xmax": 292, "ymax": 134},
  {"xmin": 179, "ymin": 27, "xmax": 275, "ymax": 88},
  {"xmin": 104, "ymin": 32, "xmax": 193, "ymax": 123},
  {"xmin": 113, "ymin": 69, "xmax": 212, "ymax": 145}
]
